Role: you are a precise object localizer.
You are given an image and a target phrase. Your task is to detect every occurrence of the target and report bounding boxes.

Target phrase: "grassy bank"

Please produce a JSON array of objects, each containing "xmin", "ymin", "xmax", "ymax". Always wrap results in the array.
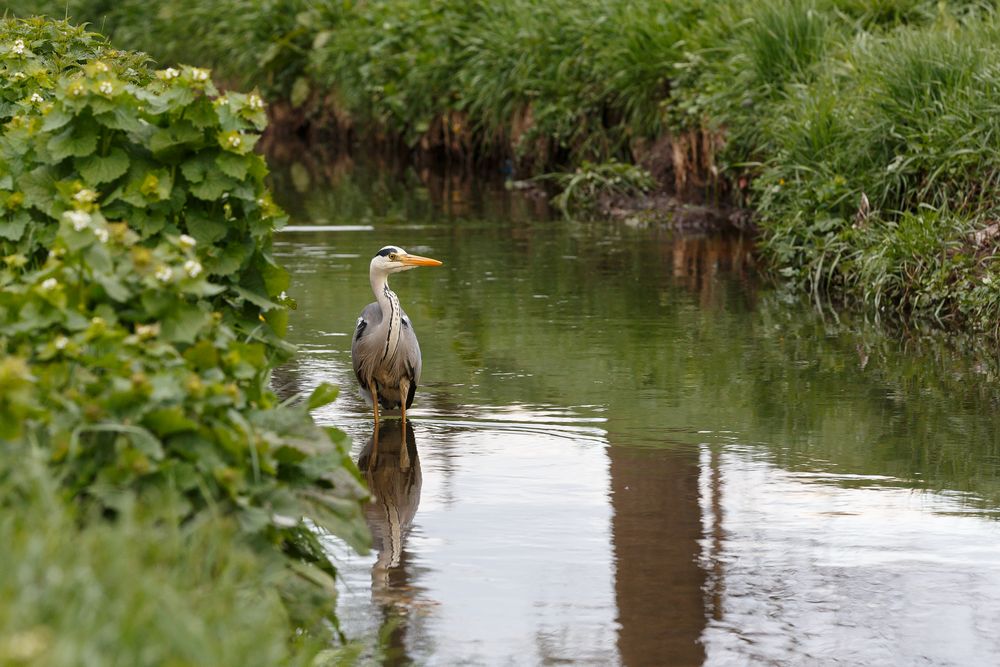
[
  {"xmin": 0, "ymin": 17, "xmax": 369, "ymax": 662},
  {"xmin": 0, "ymin": 451, "xmax": 340, "ymax": 666},
  {"xmin": 6, "ymin": 2, "xmax": 1000, "ymax": 329}
]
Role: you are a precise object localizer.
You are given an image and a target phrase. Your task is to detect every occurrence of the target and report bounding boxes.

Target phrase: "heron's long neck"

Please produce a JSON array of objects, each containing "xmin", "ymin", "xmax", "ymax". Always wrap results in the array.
[{"xmin": 371, "ymin": 270, "xmax": 402, "ymax": 362}]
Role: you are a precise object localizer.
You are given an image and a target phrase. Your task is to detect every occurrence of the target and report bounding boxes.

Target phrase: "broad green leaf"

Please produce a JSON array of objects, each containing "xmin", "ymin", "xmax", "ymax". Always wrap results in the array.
[
  {"xmin": 307, "ymin": 383, "xmax": 339, "ymax": 410},
  {"xmin": 205, "ymin": 239, "xmax": 250, "ymax": 276},
  {"xmin": 19, "ymin": 167, "xmax": 56, "ymax": 212},
  {"xmin": 185, "ymin": 97, "xmax": 218, "ymax": 129},
  {"xmin": 93, "ymin": 271, "xmax": 131, "ymax": 302},
  {"xmin": 183, "ymin": 339, "xmax": 219, "ymax": 370},
  {"xmin": 185, "ymin": 209, "xmax": 228, "ymax": 244},
  {"xmin": 82, "ymin": 241, "xmax": 112, "ymax": 273},
  {"xmin": 0, "ymin": 211, "xmax": 30, "ymax": 241},
  {"xmin": 161, "ymin": 302, "xmax": 210, "ymax": 344},
  {"xmin": 262, "ymin": 256, "xmax": 290, "ymax": 295},
  {"xmin": 48, "ymin": 124, "xmax": 99, "ymax": 161},
  {"xmin": 77, "ymin": 148, "xmax": 129, "ymax": 184},
  {"xmin": 149, "ymin": 121, "xmax": 203, "ymax": 153},
  {"xmin": 180, "ymin": 154, "xmax": 213, "ymax": 183},
  {"xmin": 128, "ymin": 208, "xmax": 168, "ymax": 237},
  {"xmin": 94, "ymin": 106, "xmax": 146, "ymax": 133},
  {"xmin": 264, "ymin": 307, "xmax": 289, "ymax": 337},
  {"xmin": 41, "ymin": 108, "xmax": 73, "ymax": 132},
  {"xmin": 144, "ymin": 407, "xmax": 198, "ymax": 436},
  {"xmin": 216, "ymin": 152, "xmax": 249, "ymax": 180},
  {"xmin": 188, "ymin": 168, "xmax": 235, "ymax": 201},
  {"xmin": 231, "ymin": 285, "xmax": 281, "ymax": 311}
]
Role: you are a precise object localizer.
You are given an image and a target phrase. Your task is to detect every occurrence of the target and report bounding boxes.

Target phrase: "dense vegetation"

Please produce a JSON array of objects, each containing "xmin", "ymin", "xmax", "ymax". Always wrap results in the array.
[
  {"xmin": 9, "ymin": 0, "xmax": 1000, "ymax": 335},
  {"xmin": 0, "ymin": 17, "xmax": 367, "ymax": 663}
]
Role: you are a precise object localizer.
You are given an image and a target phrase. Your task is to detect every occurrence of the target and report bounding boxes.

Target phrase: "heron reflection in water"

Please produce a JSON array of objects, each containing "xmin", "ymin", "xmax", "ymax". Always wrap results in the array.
[{"xmin": 358, "ymin": 420, "xmax": 422, "ymax": 598}]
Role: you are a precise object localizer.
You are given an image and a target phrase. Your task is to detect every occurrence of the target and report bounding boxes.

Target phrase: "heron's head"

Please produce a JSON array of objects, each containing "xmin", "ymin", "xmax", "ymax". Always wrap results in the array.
[{"xmin": 370, "ymin": 245, "xmax": 443, "ymax": 275}]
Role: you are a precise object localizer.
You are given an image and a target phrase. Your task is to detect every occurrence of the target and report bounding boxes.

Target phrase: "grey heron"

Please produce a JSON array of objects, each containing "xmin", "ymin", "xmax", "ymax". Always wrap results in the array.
[{"xmin": 351, "ymin": 245, "xmax": 442, "ymax": 434}]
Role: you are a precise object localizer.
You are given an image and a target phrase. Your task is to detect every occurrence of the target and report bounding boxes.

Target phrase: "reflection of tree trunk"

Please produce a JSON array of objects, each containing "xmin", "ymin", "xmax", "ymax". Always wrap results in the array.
[{"xmin": 610, "ymin": 446, "xmax": 707, "ymax": 667}]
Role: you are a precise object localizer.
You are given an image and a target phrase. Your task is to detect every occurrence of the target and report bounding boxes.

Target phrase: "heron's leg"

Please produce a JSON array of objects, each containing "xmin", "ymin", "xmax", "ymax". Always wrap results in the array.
[
  {"xmin": 368, "ymin": 379, "xmax": 380, "ymax": 429},
  {"xmin": 398, "ymin": 378, "xmax": 411, "ymax": 471},
  {"xmin": 399, "ymin": 378, "xmax": 409, "ymax": 434},
  {"xmin": 368, "ymin": 380, "xmax": 380, "ymax": 467}
]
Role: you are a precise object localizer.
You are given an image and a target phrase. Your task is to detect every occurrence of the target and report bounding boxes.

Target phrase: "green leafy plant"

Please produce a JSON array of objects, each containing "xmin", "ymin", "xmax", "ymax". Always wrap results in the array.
[{"xmin": 0, "ymin": 17, "xmax": 368, "ymax": 631}]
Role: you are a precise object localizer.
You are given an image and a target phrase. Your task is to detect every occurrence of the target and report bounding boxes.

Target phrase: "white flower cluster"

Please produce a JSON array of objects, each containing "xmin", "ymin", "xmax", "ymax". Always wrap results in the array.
[
  {"xmin": 40, "ymin": 277, "xmax": 58, "ymax": 291},
  {"xmin": 227, "ymin": 134, "xmax": 242, "ymax": 148},
  {"xmin": 98, "ymin": 81, "xmax": 113, "ymax": 95},
  {"xmin": 179, "ymin": 234, "xmax": 197, "ymax": 249},
  {"xmin": 73, "ymin": 188, "xmax": 97, "ymax": 203},
  {"xmin": 155, "ymin": 266, "xmax": 174, "ymax": 283},
  {"xmin": 62, "ymin": 210, "xmax": 110, "ymax": 243},
  {"xmin": 162, "ymin": 67, "xmax": 180, "ymax": 80},
  {"xmin": 11, "ymin": 71, "xmax": 25, "ymax": 81},
  {"xmin": 248, "ymin": 94, "xmax": 264, "ymax": 110},
  {"xmin": 12, "ymin": 39, "xmax": 25, "ymax": 55},
  {"xmin": 135, "ymin": 323, "xmax": 160, "ymax": 339},
  {"xmin": 191, "ymin": 68, "xmax": 209, "ymax": 82},
  {"xmin": 184, "ymin": 259, "xmax": 203, "ymax": 278},
  {"xmin": 54, "ymin": 336, "xmax": 69, "ymax": 350},
  {"xmin": 29, "ymin": 93, "xmax": 43, "ymax": 104},
  {"xmin": 63, "ymin": 210, "xmax": 91, "ymax": 231}
]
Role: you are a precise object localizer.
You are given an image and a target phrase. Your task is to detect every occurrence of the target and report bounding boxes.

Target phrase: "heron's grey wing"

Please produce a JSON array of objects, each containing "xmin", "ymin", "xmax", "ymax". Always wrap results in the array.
[
  {"xmin": 399, "ymin": 307, "xmax": 422, "ymax": 409},
  {"xmin": 351, "ymin": 302, "xmax": 383, "ymax": 388}
]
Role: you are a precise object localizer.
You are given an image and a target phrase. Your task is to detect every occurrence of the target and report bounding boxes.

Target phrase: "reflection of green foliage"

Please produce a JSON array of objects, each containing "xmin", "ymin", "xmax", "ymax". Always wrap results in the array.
[
  {"xmin": 0, "ymin": 17, "xmax": 367, "ymax": 634},
  {"xmin": 540, "ymin": 160, "xmax": 655, "ymax": 219}
]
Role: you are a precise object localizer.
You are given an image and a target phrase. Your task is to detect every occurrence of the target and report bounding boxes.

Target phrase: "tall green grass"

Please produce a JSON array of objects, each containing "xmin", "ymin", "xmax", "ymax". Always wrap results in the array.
[{"xmin": 749, "ymin": 13, "xmax": 1000, "ymax": 326}]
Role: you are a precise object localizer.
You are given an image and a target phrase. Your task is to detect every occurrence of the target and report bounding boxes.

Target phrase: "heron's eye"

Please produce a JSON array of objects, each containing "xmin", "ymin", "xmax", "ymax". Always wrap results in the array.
[{"xmin": 389, "ymin": 253, "xmax": 397, "ymax": 261}]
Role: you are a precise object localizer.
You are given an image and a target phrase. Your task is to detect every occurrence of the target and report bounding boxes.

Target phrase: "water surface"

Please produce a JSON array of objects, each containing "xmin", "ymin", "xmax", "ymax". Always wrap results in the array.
[{"xmin": 271, "ymin": 160, "xmax": 1000, "ymax": 666}]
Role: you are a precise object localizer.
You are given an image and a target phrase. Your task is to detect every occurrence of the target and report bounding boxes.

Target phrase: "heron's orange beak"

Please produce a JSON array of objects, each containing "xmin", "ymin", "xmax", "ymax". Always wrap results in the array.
[{"xmin": 399, "ymin": 253, "xmax": 442, "ymax": 267}]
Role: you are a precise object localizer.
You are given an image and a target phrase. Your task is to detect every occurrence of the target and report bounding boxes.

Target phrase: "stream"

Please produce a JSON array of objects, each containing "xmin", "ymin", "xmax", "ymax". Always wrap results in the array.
[{"xmin": 270, "ymin": 158, "xmax": 1000, "ymax": 666}]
